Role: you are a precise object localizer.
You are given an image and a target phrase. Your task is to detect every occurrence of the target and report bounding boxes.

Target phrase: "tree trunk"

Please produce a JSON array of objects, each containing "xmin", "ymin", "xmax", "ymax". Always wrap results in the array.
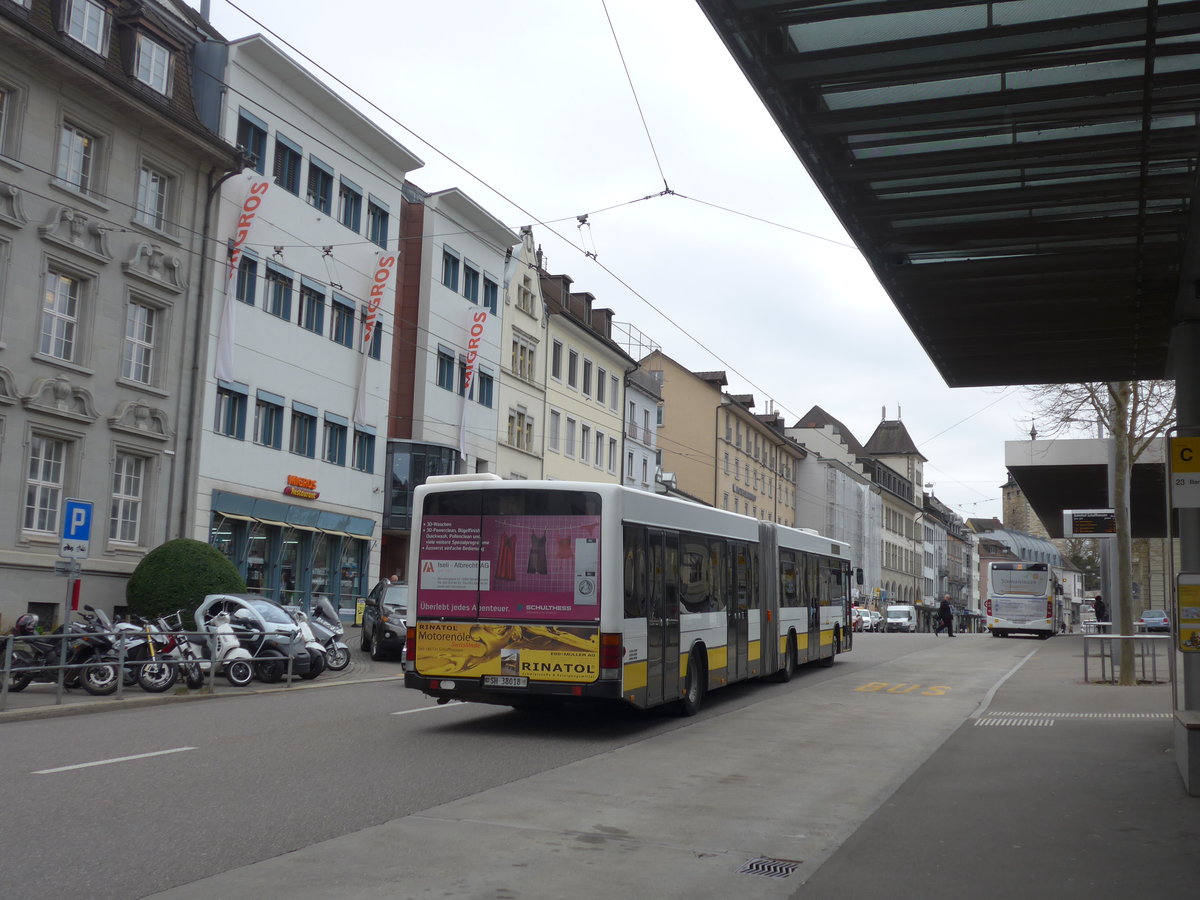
[{"xmin": 1111, "ymin": 381, "xmax": 1136, "ymax": 684}]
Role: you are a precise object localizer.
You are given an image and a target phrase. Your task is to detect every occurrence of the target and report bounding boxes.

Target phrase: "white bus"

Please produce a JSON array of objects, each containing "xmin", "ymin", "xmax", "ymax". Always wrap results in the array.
[
  {"xmin": 403, "ymin": 476, "xmax": 855, "ymax": 714},
  {"xmin": 986, "ymin": 561, "xmax": 1058, "ymax": 639}
]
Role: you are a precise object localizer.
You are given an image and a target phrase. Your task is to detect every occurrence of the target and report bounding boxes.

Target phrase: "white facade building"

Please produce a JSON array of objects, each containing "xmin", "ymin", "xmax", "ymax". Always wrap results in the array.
[{"xmin": 193, "ymin": 35, "xmax": 422, "ymax": 614}]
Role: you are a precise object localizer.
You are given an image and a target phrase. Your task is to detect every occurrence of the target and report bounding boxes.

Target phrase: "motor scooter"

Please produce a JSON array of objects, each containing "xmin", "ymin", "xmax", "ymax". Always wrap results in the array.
[
  {"xmin": 309, "ymin": 596, "xmax": 351, "ymax": 672},
  {"xmin": 286, "ymin": 609, "xmax": 326, "ymax": 680},
  {"xmin": 194, "ymin": 609, "xmax": 256, "ymax": 687}
]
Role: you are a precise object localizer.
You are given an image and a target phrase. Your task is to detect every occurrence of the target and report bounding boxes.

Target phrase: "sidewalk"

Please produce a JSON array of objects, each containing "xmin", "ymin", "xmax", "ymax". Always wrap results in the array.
[
  {"xmin": 0, "ymin": 632, "xmax": 402, "ymax": 722},
  {"xmin": 793, "ymin": 634, "xmax": 1191, "ymax": 899}
]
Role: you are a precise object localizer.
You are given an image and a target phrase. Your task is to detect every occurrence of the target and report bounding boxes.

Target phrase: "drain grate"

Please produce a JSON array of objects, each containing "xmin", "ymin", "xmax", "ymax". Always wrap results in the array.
[{"xmin": 737, "ymin": 857, "xmax": 800, "ymax": 878}]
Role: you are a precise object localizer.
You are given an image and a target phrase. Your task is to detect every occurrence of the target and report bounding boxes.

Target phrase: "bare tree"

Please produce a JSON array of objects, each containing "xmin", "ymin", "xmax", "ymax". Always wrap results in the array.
[{"xmin": 1023, "ymin": 380, "xmax": 1175, "ymax": 684}]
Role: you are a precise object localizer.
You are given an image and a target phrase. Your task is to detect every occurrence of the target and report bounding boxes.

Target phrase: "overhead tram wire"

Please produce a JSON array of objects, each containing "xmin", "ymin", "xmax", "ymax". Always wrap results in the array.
[
  {"xmin": 602, "ymin": 0, "xmax": 671, "ymax": 194},
  {"xmin": 216, "ymin": 0, "xmax": 817, "ymax": 427}
]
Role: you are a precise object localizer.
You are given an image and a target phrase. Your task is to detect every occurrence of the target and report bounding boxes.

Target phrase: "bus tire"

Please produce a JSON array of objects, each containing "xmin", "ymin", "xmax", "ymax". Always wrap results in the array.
[
  {"xmin": 678, "ymin": 651, "xmax": 705, "ymax": 716},
  {"xmin": 772, "ymin": 636, "xmax": 796, "ymax": 683},
  {"xmin": 821, "ymin": 628, "xmax": 840, "ymax": 667}
]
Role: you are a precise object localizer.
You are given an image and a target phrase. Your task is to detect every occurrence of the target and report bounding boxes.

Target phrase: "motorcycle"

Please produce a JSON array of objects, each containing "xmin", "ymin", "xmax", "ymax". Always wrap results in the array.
[
  {"xmin": 308, "ymin": 596, "xmax": 350, "ymax": 672},
  {"xmin": 6, "ymin": 611, "xmax": 120, "ymax": 696},
  {"xmin": 155, "ymin": 610, "xmax": 206, "ymax": 690},
  {"xmin": 90, "ymin": 607, "xmax": 179, "ymax": 693}
]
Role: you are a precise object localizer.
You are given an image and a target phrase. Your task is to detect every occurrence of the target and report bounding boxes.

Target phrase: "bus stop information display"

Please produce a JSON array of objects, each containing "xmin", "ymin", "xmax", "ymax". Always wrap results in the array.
[{"xmin": 1062, "ymin": 508, "xmax": 1116, "ymax": 538}]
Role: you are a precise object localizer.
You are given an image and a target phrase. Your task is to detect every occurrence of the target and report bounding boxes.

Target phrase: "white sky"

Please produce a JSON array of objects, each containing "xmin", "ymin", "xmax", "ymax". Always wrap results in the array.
[{"xmin": 194, "ymin": 0, "xmax": 1044, "ymax": 522}]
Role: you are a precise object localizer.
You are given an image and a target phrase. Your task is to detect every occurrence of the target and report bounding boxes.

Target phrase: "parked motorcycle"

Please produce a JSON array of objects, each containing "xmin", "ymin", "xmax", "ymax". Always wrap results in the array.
[
  {"xmin": 308, "ymin": 596, "xmax": 351, "ymax": 672},
  {"xmin": 6, "ymin": 612, "xmax": 120, "ymax": 696},
  {"xmin": 89, "ymin": 606, "xmax": 179, "ymax": 693},
  {"xmin": 155, "ymin": 610, "xmax": 205, "ymax": 690}
]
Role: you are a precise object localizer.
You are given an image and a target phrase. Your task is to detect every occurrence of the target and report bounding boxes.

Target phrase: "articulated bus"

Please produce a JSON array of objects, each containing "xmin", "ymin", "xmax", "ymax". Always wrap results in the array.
[
  {"xmin": 404, "ymin": 475, "xmax": 855, "ymax": 714},
  {"xmin": 986, "ymin": 561, "xmax": 1059, "ymax": 639}
]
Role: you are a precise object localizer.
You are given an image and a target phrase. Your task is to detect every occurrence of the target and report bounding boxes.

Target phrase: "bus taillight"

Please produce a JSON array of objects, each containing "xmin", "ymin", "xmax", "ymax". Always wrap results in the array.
[
  {"xmin": 600, "ymin": 632, "xmax": 623, "ymax": 676},
  {"xmin": 984, "ymin": 599, "xmax": 991, "ymax": 616},
  {"xmin": 1046, "ymin": 601, "xmax": 1053, "ymax": 620}
]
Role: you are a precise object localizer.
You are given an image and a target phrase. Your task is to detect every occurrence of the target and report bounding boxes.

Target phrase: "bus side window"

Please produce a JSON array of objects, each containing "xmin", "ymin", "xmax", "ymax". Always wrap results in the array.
[
  {"xmin": 623, "ymin": 525, "xmax": 646, "ymax": 619},
  {"xmin": 780, "ymin": 551, "xmax": 798, "ymax": 607},
  {"xmin": 679, "ymin": 535, "xmax": 710, "ymax": 614},
  {"xmin": 709, "ymin": 537, "xmax": 728, "ymax": 613}
]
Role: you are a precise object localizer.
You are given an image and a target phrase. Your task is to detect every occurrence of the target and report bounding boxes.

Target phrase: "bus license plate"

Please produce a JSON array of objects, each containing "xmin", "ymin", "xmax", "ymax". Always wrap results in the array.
[{"xmin": 482, "ymin": 675, "xmax": 527, "ymax": 688}]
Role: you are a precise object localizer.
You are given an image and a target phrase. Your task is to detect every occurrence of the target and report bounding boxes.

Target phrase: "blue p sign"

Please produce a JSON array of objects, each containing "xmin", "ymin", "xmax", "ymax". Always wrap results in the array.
[{"xmin": 60, "ymin": 499, "xmax": 93, "ymax": 559}]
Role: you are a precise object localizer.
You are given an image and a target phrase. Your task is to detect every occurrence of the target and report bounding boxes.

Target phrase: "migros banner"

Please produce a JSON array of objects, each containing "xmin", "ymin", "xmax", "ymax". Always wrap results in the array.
[{"xmin": 414, "ymin": 623, "xmax": 600, "ymax": 682}]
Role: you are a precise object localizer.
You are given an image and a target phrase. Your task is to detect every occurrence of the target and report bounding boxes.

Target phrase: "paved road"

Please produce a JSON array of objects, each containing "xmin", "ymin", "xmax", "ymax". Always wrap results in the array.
[{"xmin": 8, "ymin": 634, "xmax": 1174, "ymax": 900}]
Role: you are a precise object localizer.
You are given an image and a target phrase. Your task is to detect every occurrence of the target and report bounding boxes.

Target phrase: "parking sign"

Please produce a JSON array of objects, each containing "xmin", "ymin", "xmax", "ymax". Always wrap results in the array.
[{"xmin": 60, "ymin": 498, "xmax": 93, "ymax": 559}]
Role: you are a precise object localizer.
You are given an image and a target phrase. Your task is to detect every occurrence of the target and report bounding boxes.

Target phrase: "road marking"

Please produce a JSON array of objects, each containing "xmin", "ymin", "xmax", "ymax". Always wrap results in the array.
[
  {"xmin": 33, "ymin": 747, "xmax": 196, "ymax": 774},
  {"xmin": 970, "ymin": 647, "xmax": 1039, "ymax": 719},
  {"xmin": 854, "ymin": 682, "xmax": 951, "ymax": 696},
  {"xmin": 391, "ymin": 702, "xmax": 464, "ymax": 716}
]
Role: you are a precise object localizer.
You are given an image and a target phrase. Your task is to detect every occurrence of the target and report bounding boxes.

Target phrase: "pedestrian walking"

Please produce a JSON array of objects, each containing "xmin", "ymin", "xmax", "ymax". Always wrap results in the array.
[{"xmin": 939, "ymin": 595, "xmax": 955, "ymax": 637}]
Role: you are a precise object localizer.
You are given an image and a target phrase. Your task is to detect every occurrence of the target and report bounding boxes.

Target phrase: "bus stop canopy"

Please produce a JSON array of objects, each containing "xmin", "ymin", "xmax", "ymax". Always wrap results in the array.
[{"xmin": 696, "ymin": 0, "xmax": 1200, "ymax": 388}]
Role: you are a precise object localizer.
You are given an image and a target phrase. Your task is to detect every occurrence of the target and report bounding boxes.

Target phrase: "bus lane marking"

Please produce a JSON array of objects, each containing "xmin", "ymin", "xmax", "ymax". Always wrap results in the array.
[
  {"xmin": 391, "ymin": 702, "xmax": 465, "ymax": 716},
  {"xmin": 854, "ymin": 682, "xmax": 951, "ymax": 696}
]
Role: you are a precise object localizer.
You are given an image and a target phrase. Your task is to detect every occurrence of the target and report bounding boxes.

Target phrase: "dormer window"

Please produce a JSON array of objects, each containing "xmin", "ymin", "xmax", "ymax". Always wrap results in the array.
[
  {"xmin": 66, "ymin": 0, "xmax": 109, "ymax": 55},
  {"xmin": 135, "ymin": 33, "xmax": 172, "ymax": 94}
]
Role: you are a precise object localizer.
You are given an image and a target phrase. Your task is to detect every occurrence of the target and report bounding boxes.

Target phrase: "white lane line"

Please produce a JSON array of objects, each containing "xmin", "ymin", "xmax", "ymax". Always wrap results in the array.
[
  {"xmin": 970, "ymin": 647, "xmax": 1039, "ymax": 719},
  {"xmin": 33, "ymin": 747, "xmax": 196, "ymax": 774},
  {"xmin": 391, "ymin": 702, "xmax": 464, "ymax": 716}
]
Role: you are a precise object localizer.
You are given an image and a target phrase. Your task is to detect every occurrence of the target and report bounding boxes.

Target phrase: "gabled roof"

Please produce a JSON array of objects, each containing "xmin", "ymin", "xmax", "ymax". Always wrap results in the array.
[
  {"xmin": 794, "ymin": 405, "xmax": 866, "ymax": 457},
  {"xmin": 864, "ymin": 419, "xmax": 927, "ymax": 462}
]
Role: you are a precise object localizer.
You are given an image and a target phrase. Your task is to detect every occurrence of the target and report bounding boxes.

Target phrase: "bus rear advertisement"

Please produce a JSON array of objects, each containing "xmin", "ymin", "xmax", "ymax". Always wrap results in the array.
[{"xmin": 404, "ymin": 476, "xmax": 856, "ymax": 714}]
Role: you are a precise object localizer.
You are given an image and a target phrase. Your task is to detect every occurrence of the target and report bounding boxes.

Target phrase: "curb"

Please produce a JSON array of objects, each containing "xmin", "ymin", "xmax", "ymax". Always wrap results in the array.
[{"xmin": 0, "ymin": 673, "xmax": 402, "ymax": 724}]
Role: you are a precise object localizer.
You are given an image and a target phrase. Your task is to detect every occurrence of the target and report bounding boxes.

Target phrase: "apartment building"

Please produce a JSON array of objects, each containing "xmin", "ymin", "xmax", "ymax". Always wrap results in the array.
[
  {"xmin": 0, "ymin": 0, "xmax": 238, "ymax": 623},
  {"xmin": 539, "ymin": 269, "xmax": 632, "ymax": 483},
  {"xmin": 496, "ymin": 228, "xmax": 546, "ymax": 481},
  {"xmin": 623, "ymin": 366, "xmax": 661, "ymax": 492}
]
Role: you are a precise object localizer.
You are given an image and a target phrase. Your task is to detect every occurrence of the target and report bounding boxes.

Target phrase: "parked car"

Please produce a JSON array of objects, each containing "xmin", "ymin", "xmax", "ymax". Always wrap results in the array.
[
  {"xmin": 852, "ymin": 608, "xmax": 868, "ymax": 632},
  {"xmin": 869, "ymin": 610, "xmax": 883, "ymax": 632},
  {"xmin": 194, "ymin": 594, "xmax": 313, "ymax": 677},
  {"xmin": 1137, "ymin": 609, "xmax": 1170, "ymax": 632},
  {"xmin": 361, "ymin": 581, "xmax": 408, "ymax": 660}
]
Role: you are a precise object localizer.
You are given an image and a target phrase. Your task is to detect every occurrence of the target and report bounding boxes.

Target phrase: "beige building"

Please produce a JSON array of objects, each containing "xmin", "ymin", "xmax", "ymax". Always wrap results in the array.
[
  {"xmin": 863, "ymin": 417, "xmax": 926, "ymax": 607},
  {"xmin": 538, "ymin": 269, "xmax": 633, "ymax": 483},
  {"xmin": 640, "ymin": 351, "xmax": 804, "ymax": 523}
]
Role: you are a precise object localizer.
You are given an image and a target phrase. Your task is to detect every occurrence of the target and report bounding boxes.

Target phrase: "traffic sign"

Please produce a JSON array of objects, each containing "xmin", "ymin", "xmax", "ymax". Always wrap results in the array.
[
  {"xmin": 1170, "ymin": 437, "xmax": 1200, "ymax": 508},
  {"xmin": 59, "ymin": 498, "xmax": 93, "ymax": 559}
]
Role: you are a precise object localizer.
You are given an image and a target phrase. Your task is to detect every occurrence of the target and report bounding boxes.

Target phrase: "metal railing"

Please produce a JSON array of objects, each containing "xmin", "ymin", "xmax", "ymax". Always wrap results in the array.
[
  {"xmin": 1082, "ymin": 633, "xmax": 1172, "ymax": 684},
  {"xmin": 1, "ymin": 628, "xmax": 299, "ymax": 713}
]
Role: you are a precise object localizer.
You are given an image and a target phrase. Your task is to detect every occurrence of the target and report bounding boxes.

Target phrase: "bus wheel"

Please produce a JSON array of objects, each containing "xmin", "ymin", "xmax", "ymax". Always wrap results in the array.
[
  {"xmin": 772, "ymin": 637, "xmax": 796, "ymax": 683},
  {"xmin": 678, "ymin": 652, "xmax": 705, "ymax": 716},
  {"xmin": 821, "ymin": 629, "xmax": 840, "ymax": 668}
]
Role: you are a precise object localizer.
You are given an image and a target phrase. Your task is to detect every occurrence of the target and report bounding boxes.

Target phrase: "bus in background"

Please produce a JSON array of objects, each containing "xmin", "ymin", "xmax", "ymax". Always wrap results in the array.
[
  {"xmin": 403, "ymin": 475, "xmax": 855, "ymax": 715},
  {"xmin": 986, "ymin": 561, "xmax": 1057, "ymax": 639}
]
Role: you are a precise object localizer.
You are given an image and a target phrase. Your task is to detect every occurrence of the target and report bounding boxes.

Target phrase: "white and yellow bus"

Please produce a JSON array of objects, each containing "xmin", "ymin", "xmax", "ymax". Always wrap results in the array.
[
  {"xmin": 403, "ymin": 476, "xmax": 855, "ymax": 714},
  {"xmin": 986, "ymin": 561, "xmax": 1059, "ymax": 639}
]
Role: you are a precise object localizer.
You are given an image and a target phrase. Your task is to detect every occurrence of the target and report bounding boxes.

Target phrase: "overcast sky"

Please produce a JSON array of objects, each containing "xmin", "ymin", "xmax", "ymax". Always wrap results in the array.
[{"xmin": 194, "ymin": 0, "xmax": 1045, "ymax": 522}]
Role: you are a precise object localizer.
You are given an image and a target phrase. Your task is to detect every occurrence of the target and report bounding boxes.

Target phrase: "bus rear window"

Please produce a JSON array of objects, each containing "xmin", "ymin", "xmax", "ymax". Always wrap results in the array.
[{"xmin": 417, "ymin": 489, "xmax": 602, "ymax": 622}]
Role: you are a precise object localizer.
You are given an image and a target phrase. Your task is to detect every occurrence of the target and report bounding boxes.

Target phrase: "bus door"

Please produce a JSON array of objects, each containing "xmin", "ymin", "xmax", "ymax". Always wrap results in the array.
[
  {"xmin": 645, "ymin": 530, "xmax": 680, "ymax": 707},
  {"xmin": 728, "ymin": 541, "xmax": 752, "ymax": 682},
  {"xmin": 805, "ymin": 555, "xmax": 820, "ymax": 661}
]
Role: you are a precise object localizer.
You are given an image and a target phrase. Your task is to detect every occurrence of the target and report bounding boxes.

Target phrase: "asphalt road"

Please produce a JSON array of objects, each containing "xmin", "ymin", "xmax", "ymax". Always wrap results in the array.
[{"xmin": 1, "ymin": 634, "xmax": 1016, "ymax": 899}]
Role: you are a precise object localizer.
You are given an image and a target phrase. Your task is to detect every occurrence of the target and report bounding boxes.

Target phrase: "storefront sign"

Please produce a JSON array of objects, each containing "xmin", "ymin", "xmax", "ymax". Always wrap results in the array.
[{"xmin": 284, "ymin": 474, "xmax": 319, "ymax": 500}]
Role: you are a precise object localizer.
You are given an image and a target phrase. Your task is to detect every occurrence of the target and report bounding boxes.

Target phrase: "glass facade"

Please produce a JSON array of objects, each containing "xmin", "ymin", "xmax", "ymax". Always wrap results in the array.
[
  {"xmin": 207, "ymin": 491, "xmax": 372, "ymax": 616},
  {"xmin": 385, "ymin": 440, "xmax": 460, "ymax": 532}
]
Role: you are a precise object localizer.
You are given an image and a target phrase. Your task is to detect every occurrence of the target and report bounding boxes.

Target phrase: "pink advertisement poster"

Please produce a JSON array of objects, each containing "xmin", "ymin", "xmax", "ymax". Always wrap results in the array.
[{"xmin": 417, "ymin": 514, "xmax": 600, "ymax": 622}]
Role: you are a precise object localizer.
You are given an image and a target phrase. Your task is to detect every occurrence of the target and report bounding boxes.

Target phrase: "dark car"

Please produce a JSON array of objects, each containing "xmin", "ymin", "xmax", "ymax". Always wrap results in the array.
[{"xmin": 361, "ymin": 582, "xmax": 408, "ymax": 660}]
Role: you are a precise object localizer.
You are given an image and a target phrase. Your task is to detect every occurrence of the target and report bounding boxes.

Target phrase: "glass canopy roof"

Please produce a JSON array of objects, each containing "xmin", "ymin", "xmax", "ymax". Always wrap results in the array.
[{"xmin": 697, "ymin": 0, "xmax": 1200, "ymax": 386}]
